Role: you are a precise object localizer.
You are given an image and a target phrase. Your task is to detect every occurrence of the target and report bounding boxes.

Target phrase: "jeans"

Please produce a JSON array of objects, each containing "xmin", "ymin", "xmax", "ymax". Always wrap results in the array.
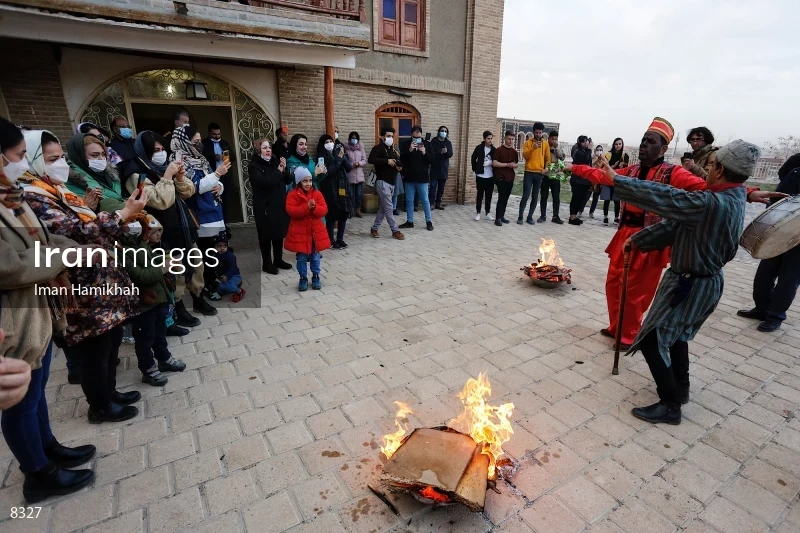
[
  {"xmin": 518, "ymin": 172, "xmax": 545, "ymax": 220},
  {"xmin": 405, "ymin": 182, "xmax": 432, "ymax": 223},
  {"xmin": 297, "ymin": 244, "xmax": 321, "ymax": 278},
  {"xmin": 494, "ymin": 179, "xmax": 514, "ymax": 220},
  {"xmin": 475, "ymin": 177, "xmax": 495, "ymax": 214},
  {"xmin": 353, "ymin": 182, "xmax": 363, "ymax": 211},
  {"xmin": 132, "ymin": 304, "xmax": 171, "ymax": 373},
  {"xmin": 640, "ymin": 331, "xmax": 690, "ymax": 408},
  {"xmin": 372, "ymin": 180, "xmax": 399, "ymax": 232},
  {"xmin": 540, "ymin": 176, "xmax": 560, "ymax": 219},
  {"xmin": 217, "ymin": 274, "xmax": 243, "ymax": 295},
  {"xmin": 570, "ymin": 183, "xmax": 591, "ymax": 216},
  {"xmin": 753, "ymin": 244, "xmax": 800, "ymax": 322},
  {"xmin": 429, "ymin": 179, "xmax": 447, "ymax": 205},
  {"xmin": 1, "ymin": 342, "xmax": 55, "ymax": 472},
  {"xmin": 71, "ymin": 325, "xmax": 122, "ymax": 409}
]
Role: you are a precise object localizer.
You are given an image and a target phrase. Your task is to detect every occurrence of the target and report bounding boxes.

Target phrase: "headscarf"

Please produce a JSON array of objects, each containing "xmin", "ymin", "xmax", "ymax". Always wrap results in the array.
[
  {"xmin": 134, "ymin": 131, "xmax": 170, "ymax": 176},
  {"xmin": 170, "ymin": 124, "xmax": 210, "ymax": 176},
  {"xmin": 608, "ymin": 138, "xmax": 627, "ymax": 167},
  {"xmin": 66, "ymin": 133, "xmax": 120, "ymax": 191},
  {"xmin": 289, "ymin": 134, "xmax": 310, "ymax": 165},
  {"xmin": 21, "ymin": 129, "xmax": 97, "ymax": 222},
  {"xmin": 716, "ymin": 140, "xmax": 761, "ymax": 177}
]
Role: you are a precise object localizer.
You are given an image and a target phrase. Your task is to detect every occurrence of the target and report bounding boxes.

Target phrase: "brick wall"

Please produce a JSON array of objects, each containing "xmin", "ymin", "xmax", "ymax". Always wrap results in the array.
[
  {"xmin": 0, "ymin": 38, "xmax": 74, "ymax": 143},
  {"xmin": 277, "ymin": 68, "xmax": 327, "ymax": 151}
]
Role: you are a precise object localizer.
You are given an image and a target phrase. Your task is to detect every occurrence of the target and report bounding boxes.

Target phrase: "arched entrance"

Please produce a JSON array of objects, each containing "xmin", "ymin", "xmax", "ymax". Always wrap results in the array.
[
  {"xmin": 374, "ymin": 103, "xmax": 420, "ymax": 144},
  {"xmin": 78, "ymin": 68, "xmax": 276, "ymax": 223}
]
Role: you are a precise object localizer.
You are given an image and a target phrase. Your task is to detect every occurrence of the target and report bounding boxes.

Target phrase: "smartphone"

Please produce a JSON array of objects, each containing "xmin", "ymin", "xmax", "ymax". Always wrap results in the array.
[
  {"xmin": 317, "ymin": 157, "xmax": 325, "ymax": 167},
  {"xmin": 683, "ymin": 152, "xmax": 693, "ymax": 161},
  {"xmin": 222, "ymin": 150, "xmax": 230, "ymax": 165},
  {"xmin": 175, "ymin": 151, "xmax": 183, "ymax": 163},
  {"xmin": 136, "ymin": 173, "xmax": 146, "ymax": 198},
  {"xmin": 425, "ymin": 132, "xmax": 431, "ymax": 141}
]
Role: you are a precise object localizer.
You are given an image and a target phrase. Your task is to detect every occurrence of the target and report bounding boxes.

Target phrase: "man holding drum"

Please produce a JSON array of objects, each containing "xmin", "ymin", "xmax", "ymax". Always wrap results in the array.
[{"xmin": 738, "ymin": 156, "xmax": 800, "ymax": 332}]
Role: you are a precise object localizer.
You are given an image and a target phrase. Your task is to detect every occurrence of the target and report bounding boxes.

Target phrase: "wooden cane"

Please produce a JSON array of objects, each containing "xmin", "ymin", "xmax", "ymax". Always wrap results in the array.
[{"xmin": 613, "ymin": 246, "xmax": 632, "ymax": 375}]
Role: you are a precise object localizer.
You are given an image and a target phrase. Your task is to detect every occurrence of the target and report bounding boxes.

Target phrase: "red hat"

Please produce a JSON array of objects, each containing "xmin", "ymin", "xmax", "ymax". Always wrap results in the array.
[{"xmin": 647, "ymin": 117, "xmax": 674, "ymax": 144}]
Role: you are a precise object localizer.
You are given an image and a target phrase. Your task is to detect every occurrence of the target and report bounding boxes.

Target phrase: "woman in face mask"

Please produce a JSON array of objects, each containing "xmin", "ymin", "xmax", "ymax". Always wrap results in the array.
[
  {"xmin": 77, "ymin": 122, "xmax": 121, "ymax": 168},
  {"xmin": 588, "ymin": 145, "xmax": 607, "ymax": 218},
  {"xmin": 64, "ymin": 133, "xmax": 126, "ymax": 212},
  {"xmin": 287, "ymin": 133, "xmax": 325, "ymax": 191},
  {"xmin": 317, "ymin": 134, "xmax": 353, "ymax": 249},
  {"xmin": 343, "ymin": 131, "xmax": 367, "ymax": 218},
  {"xmin": 19, "ymin": 129, "xmax": 148, "ymax": 425},
  {"xmin": 0, "ymin": 118, "xmax": 101, "ymax": 503},
  {"xmin": 249, "ymin": 139, "xmax": 291, "ymax": 275}
]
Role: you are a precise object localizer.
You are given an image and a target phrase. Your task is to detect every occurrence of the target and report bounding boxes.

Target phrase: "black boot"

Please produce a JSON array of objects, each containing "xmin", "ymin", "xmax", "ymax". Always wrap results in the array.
[
  {"xmin": 43, "ymin": 440, "xmax": 96, "ymax": 468},
  {"xmin": 22, "ymin": 462, "xmax": 94, "ymax": 503},
  {"xmin": 192, "ymin": 294, "xmax": 218, "ymax": 316},
  {"xmin": 631, "ymin": 402, "xmax": 681, "ymax": 425},
  {"xmin": 175, "ymin": 300, "xmax": 200, "ymax": 327},
  {"xmin": 88, "ymin": 403, "xmax": 138, "ymax": 424},
  {"xmin": 166, "ymin": 324, "xmax": 190, "ymax": 337},
  {"xmin": 112, "ymin": 390, "xmax": 141, "ymax": 405},
  {"xmin": 737, "ymin": 308, "xmax": 767, "ymax": 320}
]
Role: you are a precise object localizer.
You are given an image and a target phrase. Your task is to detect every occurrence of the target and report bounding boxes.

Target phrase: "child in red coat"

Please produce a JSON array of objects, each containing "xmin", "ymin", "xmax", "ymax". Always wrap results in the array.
[{"xmin": 285, "ymin": 167, "xmax": 331, "ymax": 291}]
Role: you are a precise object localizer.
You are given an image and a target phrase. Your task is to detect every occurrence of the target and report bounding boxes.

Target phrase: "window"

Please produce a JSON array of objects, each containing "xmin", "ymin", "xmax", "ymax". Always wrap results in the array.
[
  {"xmin": 380, "ymin": 0, "xmax": 424, "ymax": 50},
  {"xmin": 375, "ymin": 103, "xmax": 420, "ymax": 145}
]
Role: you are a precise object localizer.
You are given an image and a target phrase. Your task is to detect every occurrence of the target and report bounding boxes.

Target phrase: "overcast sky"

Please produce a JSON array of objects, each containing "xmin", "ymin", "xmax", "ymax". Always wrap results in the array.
[{"xmin": 497, "ymin": 0, "xmax": 800, "ymax": 152}]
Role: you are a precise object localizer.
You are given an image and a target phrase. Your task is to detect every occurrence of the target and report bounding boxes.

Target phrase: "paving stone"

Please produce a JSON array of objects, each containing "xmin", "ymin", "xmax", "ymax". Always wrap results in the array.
[
  {"xmin": 561, "ymin": 426, "xmax": 614, "ymax": 462},
  {"xmin": 612, "ymin": 442, "xmax": 666, "ymax": 479},
  {"xmin": 211, "ymin": 392, "xmax": 252, "ymax": 419},
  {"xmin": 546, "ymin": 398, "xmax": 593, "ymax": 428},
  {"xmin": 238, "ymin": 405, "xmax": 283, "ymax": 435},
  {"xmin": 147, "ymin": 488, "xmax": 205, "ymax": 533},
  {"xmin": 758, "ymin": 443, "xmax": 800, "ymax": 479},
  {"xmin": 188, "ymin": 511, "xmax": 242, "ymax": 533},
  {"xmin": 555, "ymin": 476, "xmax": 617, "ymax": 524},
  {"xmin": 633, "ymin": 426, "xmax": 688, "ymax": 461},
  {"xmin": 342, "ymin": 397, "xmax": 387, "ymax": 426},
  {"xmin": 774, "ymin": 426, "xmax": 800, "ymax": 454},
  {"xmin": 291, "ymin": 471, "xmax": 349, "ymax": 521},
  {"xmin": 204, "ymin": 469, "xmax": 260, "ymax": 515},
  {"xmin": 94, "ymin": 445, "xmax": 145, "ymax": 485},
  {"xmin": 122, "ymin": 417, "xmax": 167, "ymax": 448},
  {"xmin": 535, "ymin": 443, "xmax": 588, "ymax": 482},
  {"xmin": 83, "ymin": 510, "xmax": 143, "ymax": 533},
  {"xmin": 51, "ymin": 484, "xmax": 113, "ymax": 533},
  {"xmin": 222, "ymin": 434, "xmax": 271, "ymax": 471},
  {"xmin": 585, "ymin": 458, "xmax": 643, "ymax": 501},
  {"xmin": 338, "ymin": 494, "xmax": 402, "ymax": 532},
  {"xmin": 170, "ymin": 404, "xmax": 213, "ymax": 433},
  {"xmin": 298, "ymin": 436, "xmax": 351, "ymax": 474},
  {"xmin": 118, "ymin": 465, "xmax": 171, "ymax": 512},
  {"xmin": 742, "ymin": 457, "xmax": 800, "ymax": 502},
  {"xmin": 518, "ymin": 411, "xmax": 569, "ymax": 443},
  {"xmin": 699, "ymin": 497, "xmax": 768, "ymax": 533},
  {"xmin": 637, "ymin": 476, "xmax": 702, "ymax": 526},
  {"xmin": 336, "ymin": 454, "xmax": 384, "ymax": 495},
  {"xmin": 197, "ymin": 418, "xmax": 241, "ymax": 450},
  {"xmin": 278, "ymin": 395, "xmax": 322, "ymax": 422},
  {"xmin": 149, "ymin": 431, "xmax": 196, "ymax": 467},
  {"xmin": 511, "ymin": 458, "xmax": 559, "ymax": 500},
  {"xmin": 702, "ymin": 428, "xmax": 759, "ymax": 463},
  {"xmin": 520, "ymin": 494, "xmax": 586, "ymax": 533},
  {"xmin": 608, "ymin": 497, "xmax": 675, "ymax": 533},
  {"xmin": 243, "ymin": 490, "xmax": 302, "ymax": 532},
  {"xmin": 661, "ymin": 459, "xmax": 721, "ymax": 503},
  {"xmin": 503, "ymin": 425, "xmax": 544, "ymax": 460},
  {"xmin": 721, "ymin": 475, "xmax": 786, "ymax": 525},
  {"xmin": 719, "ymin": 415, "xmax": 773, "ymax": 446},
  {"xmin": 253, "ymin": 451, "xmax": 310, "ymax": 495},
  {"xmin": 483, "ymin": 478, "xmax": 527, "ymax": 525},
  {"xmin": 173, "ymin": 449, "xmax": 223, "ymax": 490}
]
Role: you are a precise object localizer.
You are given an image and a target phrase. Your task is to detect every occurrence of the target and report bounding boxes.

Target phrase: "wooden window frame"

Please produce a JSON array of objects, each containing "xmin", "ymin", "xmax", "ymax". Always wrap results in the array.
[
  {"xmin": 375, "ymin": 103, "xmax": 420, "ymax": 145},
  {"xmin": 373, "ymin": 0, "xmax": 430, "ymax": 58}
]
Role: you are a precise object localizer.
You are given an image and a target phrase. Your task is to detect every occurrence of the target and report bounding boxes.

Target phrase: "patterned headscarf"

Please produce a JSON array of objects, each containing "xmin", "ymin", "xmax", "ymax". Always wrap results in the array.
[{"xmin": 169, "ymin": 124, "xmax": 210, "ymax": 176}]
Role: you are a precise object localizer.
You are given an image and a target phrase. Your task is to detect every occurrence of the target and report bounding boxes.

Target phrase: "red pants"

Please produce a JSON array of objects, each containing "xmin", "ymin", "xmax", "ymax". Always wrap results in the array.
[{"xmin": 605, "ymin": 258, "xmax": 663, "ymax": 345}]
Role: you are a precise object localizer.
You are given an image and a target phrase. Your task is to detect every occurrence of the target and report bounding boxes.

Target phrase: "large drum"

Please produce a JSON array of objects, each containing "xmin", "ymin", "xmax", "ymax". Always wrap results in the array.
[{"xmin": 740, "ymin": 195, "xmax": 800, "ymax": 259}]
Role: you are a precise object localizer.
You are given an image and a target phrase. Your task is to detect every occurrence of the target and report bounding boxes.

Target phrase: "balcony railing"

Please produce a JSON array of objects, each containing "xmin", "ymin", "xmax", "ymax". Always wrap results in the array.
[{"xmin": 220, "ymin": 0, "xmax": 366, "ymax": 21}]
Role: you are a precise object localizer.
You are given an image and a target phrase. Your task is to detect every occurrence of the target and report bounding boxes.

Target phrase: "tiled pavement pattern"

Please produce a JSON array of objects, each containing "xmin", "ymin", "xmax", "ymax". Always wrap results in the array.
[{"xmin": 1, "ymin": 196, "xmax": 798, "ymax": 533}]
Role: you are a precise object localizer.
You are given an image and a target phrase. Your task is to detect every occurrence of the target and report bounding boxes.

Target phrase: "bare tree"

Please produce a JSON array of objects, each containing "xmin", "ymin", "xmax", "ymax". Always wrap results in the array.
[{"xmin": 763, "ymin": 135, "xmax": 800, "ymax": 162}]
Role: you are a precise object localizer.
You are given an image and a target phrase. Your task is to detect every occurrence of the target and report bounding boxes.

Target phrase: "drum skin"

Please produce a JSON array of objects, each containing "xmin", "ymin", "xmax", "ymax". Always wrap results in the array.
[{"xmin": 740, "ymin": 195, "xmax": 800, "ymax": 259}]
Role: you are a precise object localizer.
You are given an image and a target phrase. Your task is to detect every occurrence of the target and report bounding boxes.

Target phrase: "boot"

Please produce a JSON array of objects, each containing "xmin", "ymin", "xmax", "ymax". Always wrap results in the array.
[
  {"xmin": 175, "ymin": 300, "xmax": 200, "ymax": 327},
  {"xmin": 88, "ymin": 403, "xmax": 138, "ymax": 424},
  {"xmin": 22, "ymin": 462, "xmax": 94, "ymax": 503},
  {"xmin": 112, "ymin": 390, "xmax": 141, "ymax": 405},
  {"xmin": 166, "ymin": 324, "xmax": 190, "ymax": 337},
  {"xmin": 192, "ymin": 294, "xmax": 218, "ymax": 316},
  {"xmin": 43, "ymin": 439, "xmax": 96, "ymax": 468},
  {"xmin": 631, "ymin": 402, "xmax": 681, "ymax": 425}
]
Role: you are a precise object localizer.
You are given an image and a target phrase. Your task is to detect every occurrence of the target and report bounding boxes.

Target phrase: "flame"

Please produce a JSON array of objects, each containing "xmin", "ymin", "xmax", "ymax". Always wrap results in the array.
[
  {"xmin": 448, "ymin": 373, "xmax": 514, "ymax": 477},
  {"xmin": 539, "ymin": 238, "xmax": 564, "ymax": 267},
  {"xmin": 381, "ymin": 401, "xmax": 413, "ymax": 459},
  {"xmin": 419, "ymin": 486, "xmax": 450, "ymax": 502}
]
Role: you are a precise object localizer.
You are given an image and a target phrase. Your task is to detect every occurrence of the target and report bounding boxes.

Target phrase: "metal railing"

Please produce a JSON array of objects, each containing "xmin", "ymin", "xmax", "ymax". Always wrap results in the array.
[{"xmin": 229, "ymin": 0, "xmax": 366, "ymax": 21}]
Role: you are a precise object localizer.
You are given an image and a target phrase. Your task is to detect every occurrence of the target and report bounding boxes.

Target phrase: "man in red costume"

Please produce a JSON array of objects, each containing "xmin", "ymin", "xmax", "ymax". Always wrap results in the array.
[{"xmin": 568, "ymin": 118, "xmax": 779, "ymax": 348}]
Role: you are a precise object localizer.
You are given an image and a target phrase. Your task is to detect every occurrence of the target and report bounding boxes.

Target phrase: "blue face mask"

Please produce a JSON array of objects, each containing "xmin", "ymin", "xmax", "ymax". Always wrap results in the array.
[
  {"xmin": 119, "ymin": 127, "xmax": 133, "ymax": 139},
  {"xmin": 413, "ymin": 137, "xmax": 422, "ymax": 144},
  {"xmin": 350, "ymin": 138, "xmax": 358, "ymax": 146},
  {"xmin": 439, "ymin": 131, "xmax": 447, "ymax": 139}
]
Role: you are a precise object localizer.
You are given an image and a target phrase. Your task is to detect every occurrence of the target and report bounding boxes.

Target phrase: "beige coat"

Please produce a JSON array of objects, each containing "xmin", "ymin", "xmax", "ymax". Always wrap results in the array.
[
  {"xmin": 0, "ymin": 203, "xmax": 76, "ymax": 369},
  {"xmin": 124, "ymin": 173, "xmax": 195, "ymax": 209}
]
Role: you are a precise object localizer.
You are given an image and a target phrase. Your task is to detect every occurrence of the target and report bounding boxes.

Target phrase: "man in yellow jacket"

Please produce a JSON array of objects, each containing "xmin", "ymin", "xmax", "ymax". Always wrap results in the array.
[{"xmin": 518, "ymin": 122, "xmax": 552, "ymax": 224}]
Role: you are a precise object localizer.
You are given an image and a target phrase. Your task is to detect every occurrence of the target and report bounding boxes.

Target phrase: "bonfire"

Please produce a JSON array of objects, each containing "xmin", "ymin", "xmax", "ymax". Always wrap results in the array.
[{"xmin": 522, "ymin": 238, "xmax": 572, "ymax": 286}]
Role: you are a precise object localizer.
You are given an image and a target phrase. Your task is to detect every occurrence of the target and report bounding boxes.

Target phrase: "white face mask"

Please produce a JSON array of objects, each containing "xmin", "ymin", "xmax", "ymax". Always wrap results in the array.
[
  {"xmin": 324, "ymin": 142, "xmax": 335, "ymax": 152},
  {"xmin": 262, "ymin": 155, "xmax": 271, "ymax": 162},
  {"xmin": 384, "ymin": 137, "xmax": 394, "ymax": 147},
  {"xmin": 335, "ymin": 132, "xmax": 339, "ymax": 140},
  {"xmin": 1, "ymin": 154, "xmax": 29, "ymax": 184},
  {"xmin": 152, "ymin": 151, "xmax": 167, "ymax": 165},
  {"xmin": 88, "ymin": 158, "xmax": 107, "ymax": 173},
  {"xmin": 45, "ymin": 158, "xmax": 70, "ymax": 184}
]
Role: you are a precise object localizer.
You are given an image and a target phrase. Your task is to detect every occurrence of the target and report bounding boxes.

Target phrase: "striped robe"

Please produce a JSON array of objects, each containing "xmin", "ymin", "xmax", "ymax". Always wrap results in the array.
[{"xmin": 612, "ymin": 176, "xmax": 747, "ymax": 366}]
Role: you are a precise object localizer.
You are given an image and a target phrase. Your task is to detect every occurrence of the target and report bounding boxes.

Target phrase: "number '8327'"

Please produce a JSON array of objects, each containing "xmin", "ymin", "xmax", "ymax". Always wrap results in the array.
[{"xmin": 10, "ymin": 507, "xmax": 42, "ymax": 518}]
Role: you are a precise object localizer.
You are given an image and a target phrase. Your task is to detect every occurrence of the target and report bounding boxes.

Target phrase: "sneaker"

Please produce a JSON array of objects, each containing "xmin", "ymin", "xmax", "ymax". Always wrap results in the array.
[
  {"xmin": 501, "ymin": 218, "xmax": 510, "ymax": 224},
  {"xmin": 371, "ymin": 228, "xmax": 380, "ymax": 238},
  {"xmin": 526, "ymin": 218, "xmax": 535, "ymax": 225},
  {"xmin": 207, "ymin": 291, "xmax": 222, "ymax": 301},
  {"xmin": 399, "ymin": 222, "xmax": 414, "ymax": 229},
  {"xmin": 122, "ymin": 335, "xmax": 135, "ymax": 345},
  {"xmin": 589, "ymin": 212, "xmax": 595, "ymax": 219},
  {"xmin": 568, "ymin": 218, "xmax": 583, "ymax": 226},
  {"xmin": 311, "ymin": 275, "xmax": 322, "ymax": 290},
  {"xmin": 604, "ymin": 217, "xmax": 609, "ymax": 225},
  {"xmin": 392, "ymin": 231, "xmax": 405, "ymax": 240},
  {"xmin": 299, "ymin": 277, "xmax": 308, "ymax": 292},
  {"xmin": 552, "ymin": 217, "xmax": 564, "ymax": 225},
  {"xmin": 537, "ymin": 216, "xmax": 546, "ymax": 223},
  {"xmin": 426, "ymin": 221, "xmax": 434, "ymax": 231},
  {"xmin": 142, "ymin": 366, "xmax": 168, "ymax": 386},
  {"xmin": 332, "ymin": 242, "xmax": 342, "ymax": 250},
  {"xmin": 485, "ymin": 213, "xmax": 494, "ymax": 221},
  {"xmin": 516, "ymin": 218, "xmax": 523, "ymax": 225},
  {"xmin": 231, "ymin": 288, "xmax": 246, "ymax": 303},
  {"xmin": 338, "ymin": 241, "xmax": 348, "ymax": 249},
  {"xmin": 158, "ymin": 357, "xmax": 186, "ymax": 373},
  {"xmin": 495, "ymin": 220, "xmax": 503, "ymax": 227},
  {"xmin": 474, "ymin": 213, "xmax": 481, "ymax": 221}
]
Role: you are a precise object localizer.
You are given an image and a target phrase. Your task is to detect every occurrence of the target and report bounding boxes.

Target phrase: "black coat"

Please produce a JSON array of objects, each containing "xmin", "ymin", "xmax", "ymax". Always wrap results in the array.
[
  {"xmin": 430, "ymin": 137, "xmax": 453, "ymax": 180},
  {"xmin": 249, "ymin": 156, "xmax": 291, "ymax": 240},
  {"xmin": 400, "ymin": 139, "xmax": 435, "ymax": 183},
  {"xmin": 202, "ymin": 137, "xmax": 232, "ymax": 171},
  {"xmin": 320, "ymin": 150, "xmax": 354, "ymax": 219},
  {"xmin": 471, "ymin": 143, "xmax": 495, "ymax": 174},
  {"xmin": 570, "ymin": 146, "xmax": 593, "ymax": 186}
]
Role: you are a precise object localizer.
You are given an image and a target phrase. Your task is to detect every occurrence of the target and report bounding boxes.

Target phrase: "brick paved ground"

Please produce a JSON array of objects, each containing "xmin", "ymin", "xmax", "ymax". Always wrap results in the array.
[{"xmin": 1, "ymin": 196, "xmax": 798, "ymax": 533}]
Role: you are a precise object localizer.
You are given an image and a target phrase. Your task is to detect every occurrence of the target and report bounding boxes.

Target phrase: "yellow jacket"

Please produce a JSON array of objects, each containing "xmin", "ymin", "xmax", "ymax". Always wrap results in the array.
[{"xmin": 522, "ymin": 138, "xmax": 551, "ymax": 172}]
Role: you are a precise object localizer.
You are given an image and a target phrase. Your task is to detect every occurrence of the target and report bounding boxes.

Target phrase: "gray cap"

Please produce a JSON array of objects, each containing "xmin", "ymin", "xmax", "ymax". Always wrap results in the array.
[
  {"xmin": 294, "ymin": 166, "xmax": 312, "ymax": 184},
  {"xmin": 715, "ymin": 139, "xmax": 761, "ymax": 177}
]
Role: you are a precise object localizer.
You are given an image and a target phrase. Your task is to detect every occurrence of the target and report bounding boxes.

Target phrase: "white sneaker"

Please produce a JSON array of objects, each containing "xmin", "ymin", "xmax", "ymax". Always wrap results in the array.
[
  {"xmin": 485, "ymin": 213, "xmax": 494, "ymax": 221},
  {"xmin": 474, "ymin": 213, "xmax": 481, "ymax": 221}
]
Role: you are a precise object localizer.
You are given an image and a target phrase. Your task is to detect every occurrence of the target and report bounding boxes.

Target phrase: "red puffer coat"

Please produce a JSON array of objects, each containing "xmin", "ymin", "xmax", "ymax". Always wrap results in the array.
[{"xmin": 284, "ymin": 186, "xmax": 331, "ymax": 254}]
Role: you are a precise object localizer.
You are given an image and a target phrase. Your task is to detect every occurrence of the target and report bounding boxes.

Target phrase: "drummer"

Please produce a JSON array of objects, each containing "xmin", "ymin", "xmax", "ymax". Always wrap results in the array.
[
  {"xmin": 738, "ymin": 155, "xmax": 800, "ymax": 332},
  {"xmin": 569, "ymin": 140, "xmax": 769, "ymax": 425}
]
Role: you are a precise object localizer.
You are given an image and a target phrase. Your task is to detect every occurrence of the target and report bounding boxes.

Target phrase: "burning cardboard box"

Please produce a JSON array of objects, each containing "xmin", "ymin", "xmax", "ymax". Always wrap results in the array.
[
  {"xmin": 377, "ymin": 374, "xmax": 513, "ymax": 512},
  {"xmin": 522, "ymin": 238, "xmax": 572, "ymax": 289}
]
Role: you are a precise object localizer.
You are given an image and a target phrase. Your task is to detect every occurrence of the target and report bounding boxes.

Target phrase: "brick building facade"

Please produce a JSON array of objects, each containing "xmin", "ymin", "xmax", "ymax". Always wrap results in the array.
[{"xmin": 0, "ymin": 0, "xmax": 505, "ymax": 216}]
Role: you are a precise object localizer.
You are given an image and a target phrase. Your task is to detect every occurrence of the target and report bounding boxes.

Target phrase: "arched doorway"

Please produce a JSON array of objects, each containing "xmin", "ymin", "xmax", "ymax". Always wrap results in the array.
[
  {"xmin": 374, "ymin": 103, "xmax": 420, "ymax": 144},
  {"xmin": 78, "ymin": 68, "xmax": 276, "ymax": 223}
]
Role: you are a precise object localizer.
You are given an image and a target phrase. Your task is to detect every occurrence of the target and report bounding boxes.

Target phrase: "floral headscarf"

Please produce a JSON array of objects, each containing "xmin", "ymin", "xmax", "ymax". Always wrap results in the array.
[{"xmin": 169, "ymin": 124, "xmax": 210, "ymax": 176}]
